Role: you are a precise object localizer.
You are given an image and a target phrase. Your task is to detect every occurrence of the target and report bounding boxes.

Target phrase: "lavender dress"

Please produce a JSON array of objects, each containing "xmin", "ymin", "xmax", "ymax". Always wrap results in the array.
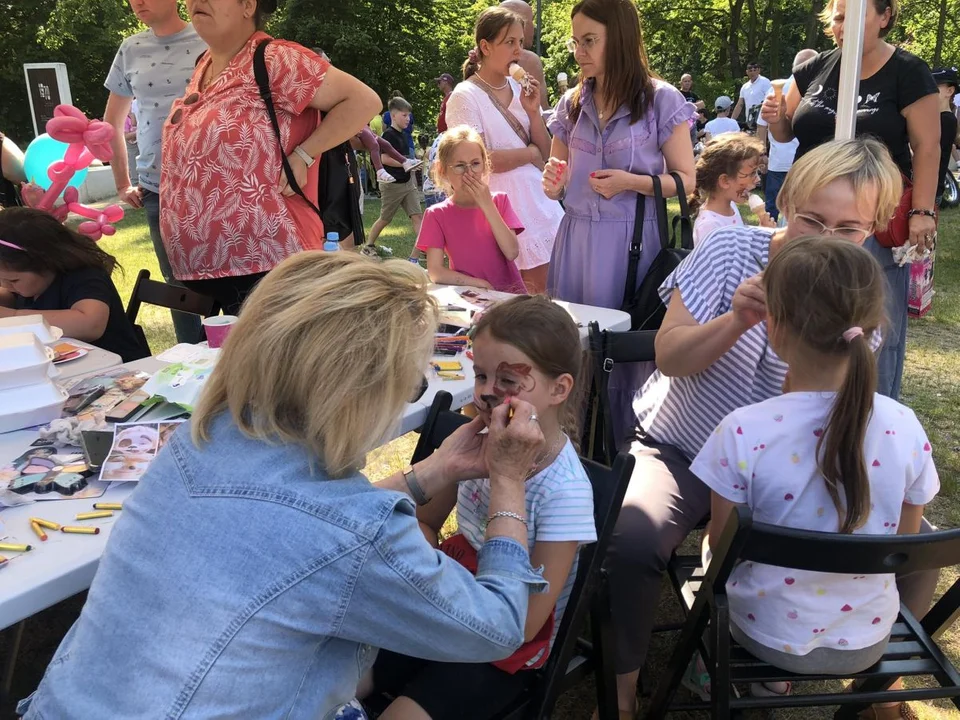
[
  {"xmin": 548, "ymin": 79, "xmax": 695, "ymax": 439},
  {"xmin": 547, "ymin": 79, "xmax": 695, "ymax": 307}
]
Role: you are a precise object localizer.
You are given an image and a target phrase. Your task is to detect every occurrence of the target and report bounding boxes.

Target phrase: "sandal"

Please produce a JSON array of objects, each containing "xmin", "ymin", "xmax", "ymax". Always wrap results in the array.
[{"xmin": 857, "ymin": 702, "xmax": 919, "ymax": 720}]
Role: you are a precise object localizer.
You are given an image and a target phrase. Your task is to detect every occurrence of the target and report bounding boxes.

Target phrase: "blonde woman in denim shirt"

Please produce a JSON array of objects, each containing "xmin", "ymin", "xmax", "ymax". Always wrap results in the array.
[{"xmin": 20, "ymin": 252, "xmax": 547, "ymax": 720}]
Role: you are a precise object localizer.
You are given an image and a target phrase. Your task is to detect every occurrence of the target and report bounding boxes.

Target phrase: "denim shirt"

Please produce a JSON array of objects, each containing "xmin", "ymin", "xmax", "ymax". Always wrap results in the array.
[{"xmin": 20, "ymin": 415, "xmax": 546, "ymax": 719}]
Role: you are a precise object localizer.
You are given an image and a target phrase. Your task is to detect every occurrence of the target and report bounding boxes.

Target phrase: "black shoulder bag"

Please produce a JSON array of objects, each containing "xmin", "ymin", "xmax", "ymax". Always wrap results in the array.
[
  {"xmin": 620, "ymin": 172, "xmax": 694, "ymax": 330},
  {"xmin": 251, "ymin": 40, "xmax": 366, "ymax": 244}
]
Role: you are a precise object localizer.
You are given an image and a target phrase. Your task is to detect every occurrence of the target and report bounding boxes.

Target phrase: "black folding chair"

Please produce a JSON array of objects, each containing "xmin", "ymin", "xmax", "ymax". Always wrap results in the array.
[
  {"xmin": 648, "ymin": 506, "xmax": 960, "ymax": 718},
  {"xmin": 124, "ymin": 269, "xmax": 220, "ymax": 352},
  {"xmin": 582, "ymin": 321, "xmax": 658, "ymax": 466},
  {"xmin": 394, "ymin": 391, "xmax": 635, "ymax": 719}
]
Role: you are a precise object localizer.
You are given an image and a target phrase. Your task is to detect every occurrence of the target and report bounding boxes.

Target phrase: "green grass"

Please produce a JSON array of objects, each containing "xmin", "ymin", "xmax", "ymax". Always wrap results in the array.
[{"xmin": 4, "ymin": 198, "xmax": 959, "ymax": 719}]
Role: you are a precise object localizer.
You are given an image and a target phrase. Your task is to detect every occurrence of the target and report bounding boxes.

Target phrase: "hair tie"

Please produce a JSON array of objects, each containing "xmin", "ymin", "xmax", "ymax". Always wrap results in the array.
[
  {"xmin": 842, "ymin": 326, "xmax": 864, "ymax": 343},
  {"xmin": 0, "ymin": 238, "xmax": 24, "ymax": 251},
  {"xmin": 468, "ymin": 47, "xmax": 480, "ymax": 63}
]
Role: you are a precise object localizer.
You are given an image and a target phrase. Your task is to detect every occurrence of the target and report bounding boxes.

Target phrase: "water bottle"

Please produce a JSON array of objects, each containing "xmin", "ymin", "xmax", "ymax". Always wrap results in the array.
[{"xmin": 323, "ymin": 232, "xmax": 340, "ymax": 252}]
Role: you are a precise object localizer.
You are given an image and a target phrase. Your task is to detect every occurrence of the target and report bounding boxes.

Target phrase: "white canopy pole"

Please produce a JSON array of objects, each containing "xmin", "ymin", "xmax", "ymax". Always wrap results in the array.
[{"xmin": 834, "ymin": 0, "xmax": 866, "ymax": 139}]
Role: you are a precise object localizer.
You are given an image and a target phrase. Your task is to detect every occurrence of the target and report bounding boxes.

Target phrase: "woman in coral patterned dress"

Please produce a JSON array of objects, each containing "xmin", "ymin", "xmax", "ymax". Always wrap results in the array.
[{"xmin": 160, "ymin": 0, "xmax": 379, "ymax": 314}]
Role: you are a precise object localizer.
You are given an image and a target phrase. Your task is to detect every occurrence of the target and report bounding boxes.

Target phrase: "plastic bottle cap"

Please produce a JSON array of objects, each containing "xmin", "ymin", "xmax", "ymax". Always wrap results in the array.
[{"xmin": 327, "ymin": 232, "xmax": 340, "ymax": 242}]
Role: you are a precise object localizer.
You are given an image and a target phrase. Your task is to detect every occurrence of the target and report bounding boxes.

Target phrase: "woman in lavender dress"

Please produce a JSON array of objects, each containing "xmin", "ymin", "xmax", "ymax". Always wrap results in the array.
[{"xmin": 542, "ymin": 0, "xmax": 695, "ymax": 445}]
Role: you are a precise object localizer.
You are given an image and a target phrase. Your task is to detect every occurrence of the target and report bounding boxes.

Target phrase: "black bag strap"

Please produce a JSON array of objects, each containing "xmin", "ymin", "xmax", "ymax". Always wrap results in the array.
[
  {"xmin": 669, "ymin": 171, "xmax": 694, "ymax": 250},
  {"xmin": 650, "ymin": 175, "xmax": 670, "ymax": 252},
  {"xmin": 252, "ymin": 38, "xmax": 322, "ymax": 218},
  {"xmin": 622, "ymin": 185, "xmax": 646, "ymax": 310}
]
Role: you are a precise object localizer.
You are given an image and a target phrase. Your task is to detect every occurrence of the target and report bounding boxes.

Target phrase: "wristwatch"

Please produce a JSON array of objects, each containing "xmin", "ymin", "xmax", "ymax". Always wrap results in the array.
[
  {"xmin": 402, "ymin": 465, "xmax": 430, "ymax": 506},
  {"xmin": 293, "ymin": 144, "xmax": 316, "ymax": 168}
]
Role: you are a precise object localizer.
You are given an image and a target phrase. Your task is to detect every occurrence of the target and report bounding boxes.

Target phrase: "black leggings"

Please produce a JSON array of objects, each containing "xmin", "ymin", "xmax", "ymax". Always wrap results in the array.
[
  {"xmin": 183, "ymin": 272, "xmax": 267, "ymax": 317},
  {"xmin": 372, "ymin": 649, "xmax": 533, "ymax": 719}
]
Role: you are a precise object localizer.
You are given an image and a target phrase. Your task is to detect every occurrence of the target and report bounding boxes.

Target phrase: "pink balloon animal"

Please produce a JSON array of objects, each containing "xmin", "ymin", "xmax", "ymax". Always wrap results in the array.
[{"xmin": 23, "ymin": 105, "xmax": 125, "ymax": 241}]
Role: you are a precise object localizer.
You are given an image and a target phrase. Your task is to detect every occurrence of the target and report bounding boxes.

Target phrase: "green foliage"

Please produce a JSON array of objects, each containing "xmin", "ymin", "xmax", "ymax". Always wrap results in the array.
[
  {"xmin": 274, "ymin": 0, "xmax": 485, "ymax": 139},
  {"xmin": 0, "ymin": 0, "xmax": 140, "ymax": 147},
  {"xmin": 0, "ymin": 0, "xmax": 956, "ymax": 151}
]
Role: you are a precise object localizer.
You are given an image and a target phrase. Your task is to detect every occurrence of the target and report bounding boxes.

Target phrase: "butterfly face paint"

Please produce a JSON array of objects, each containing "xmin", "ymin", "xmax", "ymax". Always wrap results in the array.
[{"xmin": 474, "ymin": 362, "xmax": 537, "ymax": 412}]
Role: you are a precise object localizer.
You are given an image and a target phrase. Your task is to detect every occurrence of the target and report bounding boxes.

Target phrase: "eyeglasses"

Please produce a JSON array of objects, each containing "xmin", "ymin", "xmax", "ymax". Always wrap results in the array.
[
  {"xmin": 448, "ymin": 161, "xmax": 484, "ymax": 175},
  {"xmin": 737, "ymin": 169, "xmax": 761, "ymax": 179},
  {"xmin": 566, "ymin": 36, "xmax": 602, "ymax": 54},
  {"xmin": 792, "ymin": 213, "xmax": 874, "ymax": 241}
]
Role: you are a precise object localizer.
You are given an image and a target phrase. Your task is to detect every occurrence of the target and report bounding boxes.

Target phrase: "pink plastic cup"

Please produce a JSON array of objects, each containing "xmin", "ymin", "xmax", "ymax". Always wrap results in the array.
[{"xmin": 202, "ymin": 315, "xmax": 238, "ymax": 349}]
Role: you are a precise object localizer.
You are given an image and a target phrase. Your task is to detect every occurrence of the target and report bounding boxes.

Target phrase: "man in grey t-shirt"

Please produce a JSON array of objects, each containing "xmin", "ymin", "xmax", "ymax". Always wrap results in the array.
[{"xmin": 103, "ymin": 0, "xmax": 206, "ymax": 344}]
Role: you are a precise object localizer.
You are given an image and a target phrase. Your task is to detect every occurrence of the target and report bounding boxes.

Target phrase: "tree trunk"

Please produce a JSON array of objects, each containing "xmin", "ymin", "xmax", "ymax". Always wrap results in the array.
[
  {"xmin": 804, "ymin": 0, "xmax": 824, "ymax": 49},
  {"xmin": 729, "ymin": 0, "xmax": 746, "ymax": 78},
  {"xmin": 769, "ymin": 0, "xmax": 782, "ymax": 76},
  {"xmin": 934, "ymin": 0, "xmax": 946, "ymax": 65}
]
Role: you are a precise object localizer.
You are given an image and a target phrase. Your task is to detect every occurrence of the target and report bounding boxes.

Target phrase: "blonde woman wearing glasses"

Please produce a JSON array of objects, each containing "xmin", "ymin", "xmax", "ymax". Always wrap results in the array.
[{"xmin": 599, "ymin": 138, "xmax": 936, "ymax": 719}]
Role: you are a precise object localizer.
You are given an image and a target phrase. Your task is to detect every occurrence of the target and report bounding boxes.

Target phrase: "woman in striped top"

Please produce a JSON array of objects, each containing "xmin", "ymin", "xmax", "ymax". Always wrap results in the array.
[{"xmin": 606, "ymin": 137, "xmax": 908, "ymax": 717}]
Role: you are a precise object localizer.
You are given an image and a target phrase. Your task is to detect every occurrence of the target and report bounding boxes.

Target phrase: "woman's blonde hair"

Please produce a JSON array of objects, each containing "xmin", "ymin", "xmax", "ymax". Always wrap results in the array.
[
  {"xmin": 191, "ymin": 252, "xmax": 438, "ymax": 477},
  {"xmin": 820, "ymin": 0, "xmax": 898, "ymax": 37},
  {"xmin": 431, "ymin": 125, "xmax": 491, "ymax": 195},
  {"xmin": 777, "ymin": 137, "xmax": 902, "ymax": 231}
]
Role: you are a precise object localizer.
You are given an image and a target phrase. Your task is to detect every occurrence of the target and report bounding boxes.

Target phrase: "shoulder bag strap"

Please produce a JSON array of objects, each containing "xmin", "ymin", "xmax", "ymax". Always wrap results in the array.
[
  {"xmin": 669, "ymin": 171, "xmax": 694, "ymax": 250},
  {"xmin": 253, "ymin": 38, "xmax": 322, "ymax": 218},
  {"xmin": 466, "ymin": 77, "xmax": 531, "ymax": 147},
  {"xmin": 651, "ymin": 175, "xmax": 670, "ymax": 252},
  {"xmin": 621, "ymin": 181, "xmax": 646, "ymax": 310}
]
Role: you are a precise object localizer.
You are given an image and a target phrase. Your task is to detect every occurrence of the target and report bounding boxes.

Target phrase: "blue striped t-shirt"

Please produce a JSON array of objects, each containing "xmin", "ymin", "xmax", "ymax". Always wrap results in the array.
[
  {"xmin": 457, "ymin": 438, "xmax": 596, "ymax": 663},
  {"xmin": 633, "ymin": 225, "xmax": 785, "ymax": 460}
]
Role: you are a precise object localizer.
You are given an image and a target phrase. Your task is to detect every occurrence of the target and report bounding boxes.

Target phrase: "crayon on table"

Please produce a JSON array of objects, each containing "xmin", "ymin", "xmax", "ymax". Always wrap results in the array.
[
  {"xmin": 30, "ymin": 521, "xmax": 48, "ymax": 542},
  {"xmin": 30, "ymin": 517, "xmax": 62, "ymax": 531},
  {"xmin": 0, "ymin": 542, "xmax": 33, "ymax": 552},
  {"xmin": 76, "ymin": 511, "xmax": 113, "ymax": 520},
  {"xmin": 60, "ymin": 526, "xmax": 100, "ymax": 535},
  {"xmin": 93, "ymin": 503, "xmax": 123, "ymax": 511}
]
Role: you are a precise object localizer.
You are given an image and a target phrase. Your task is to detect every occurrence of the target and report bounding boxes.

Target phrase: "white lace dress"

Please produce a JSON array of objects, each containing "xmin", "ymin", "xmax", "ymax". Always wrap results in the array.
[{"xmin": 445, "ymin": 79, "xmax": 564, "ymax": 270}]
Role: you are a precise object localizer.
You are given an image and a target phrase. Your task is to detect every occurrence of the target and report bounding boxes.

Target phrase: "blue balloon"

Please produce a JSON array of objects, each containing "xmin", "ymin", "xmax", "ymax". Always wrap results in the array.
[{"xmin": 23, "ymin": 134, "xmax": 88, "ymax": 192}]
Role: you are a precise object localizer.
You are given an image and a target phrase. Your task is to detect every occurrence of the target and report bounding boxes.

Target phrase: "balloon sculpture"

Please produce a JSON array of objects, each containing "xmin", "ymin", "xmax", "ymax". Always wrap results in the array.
[{"xmin": 21, "ymin": 105, "xmax": 124, "ymax": 241}]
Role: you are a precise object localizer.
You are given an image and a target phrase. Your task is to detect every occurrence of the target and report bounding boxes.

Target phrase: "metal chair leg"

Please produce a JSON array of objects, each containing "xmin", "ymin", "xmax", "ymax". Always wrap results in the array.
[{"xmin": 1, "ymin": 620, "xmax": 26, "ymax": 698}]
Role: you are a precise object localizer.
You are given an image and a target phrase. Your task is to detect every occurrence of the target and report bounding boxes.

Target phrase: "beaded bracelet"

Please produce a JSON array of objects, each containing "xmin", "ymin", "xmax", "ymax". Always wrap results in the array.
[
  {"xmin": 908, "ymin": 209, "xmax": 937, "ymax": 219},
  {"xmin": 488, "ymin": 510, "xmax": 528, "ymax": 527}
]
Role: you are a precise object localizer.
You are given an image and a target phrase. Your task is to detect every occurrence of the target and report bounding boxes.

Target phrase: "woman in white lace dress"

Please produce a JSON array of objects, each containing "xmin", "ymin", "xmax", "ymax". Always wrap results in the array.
[{"xmin": 445, "ymin": 6, "xmax": 563, "ymax": 294}]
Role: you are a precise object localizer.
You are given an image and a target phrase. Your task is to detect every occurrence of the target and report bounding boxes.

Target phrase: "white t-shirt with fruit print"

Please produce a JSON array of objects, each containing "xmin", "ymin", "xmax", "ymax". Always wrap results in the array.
[{"xmin": 692, "ymin": 391, "xmax": 939, "ymax": 656}]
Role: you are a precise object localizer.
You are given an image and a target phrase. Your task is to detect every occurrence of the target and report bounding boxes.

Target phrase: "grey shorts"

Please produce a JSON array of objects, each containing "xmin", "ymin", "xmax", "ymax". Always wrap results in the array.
[{"xmin": 378, "ymin": 177, "xmax": 422, "ymax": 222}]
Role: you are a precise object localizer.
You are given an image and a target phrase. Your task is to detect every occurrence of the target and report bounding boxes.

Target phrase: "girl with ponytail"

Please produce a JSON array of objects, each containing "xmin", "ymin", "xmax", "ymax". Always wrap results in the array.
[{"xmin": 692, "ymin": 235, "xmax": 940, "ymax": 682}]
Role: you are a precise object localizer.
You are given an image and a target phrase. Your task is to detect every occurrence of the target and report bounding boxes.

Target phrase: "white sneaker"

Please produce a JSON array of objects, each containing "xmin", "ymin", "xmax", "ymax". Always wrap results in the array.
[
  {"xmin": 377, "ymin": 169, "xmax": 396, "ymax": 184},
  {"xmin": 402, "ymin": 158, "xmax": 423, "ymax": 172}
]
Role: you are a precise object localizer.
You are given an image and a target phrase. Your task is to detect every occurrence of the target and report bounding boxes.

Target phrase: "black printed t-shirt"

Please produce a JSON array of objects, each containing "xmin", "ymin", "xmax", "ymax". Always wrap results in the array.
[
  {"xmin": 14, "ymin": 267, "xmax": 149, "ymax": 362},
  {"xmin": 382, "ymin": 126, "xmax": 411, "ymax": 183},
  {"xmin": 792, "ymin": 47, "xmax": 937, "ymax": 177}
]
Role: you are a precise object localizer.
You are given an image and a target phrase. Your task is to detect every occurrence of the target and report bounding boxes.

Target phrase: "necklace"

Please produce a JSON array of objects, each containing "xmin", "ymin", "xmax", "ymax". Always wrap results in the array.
[
  {"xmin": 474, "ymin": 71, "xmax": 508, "ymax": 92},
  {"xmin": 528, "ymin": 431, "xmax": 566, "ymax": 479}
]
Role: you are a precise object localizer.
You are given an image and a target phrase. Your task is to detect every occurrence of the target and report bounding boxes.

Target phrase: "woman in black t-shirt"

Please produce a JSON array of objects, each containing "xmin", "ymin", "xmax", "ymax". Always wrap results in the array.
[
  {"xmin": 0, "ymin": 207, "xmax": 148, "ymax": 362},
  {"xmin": 760, "ymin": 0, "xmax": 939, "ymax": 403}
]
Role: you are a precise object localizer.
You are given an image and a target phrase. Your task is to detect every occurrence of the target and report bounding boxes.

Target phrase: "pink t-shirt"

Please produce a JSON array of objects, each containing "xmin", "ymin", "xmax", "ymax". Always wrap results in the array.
[{"xmin": 416, "ymin": 193, "xmax": 527, "ymax": 293}]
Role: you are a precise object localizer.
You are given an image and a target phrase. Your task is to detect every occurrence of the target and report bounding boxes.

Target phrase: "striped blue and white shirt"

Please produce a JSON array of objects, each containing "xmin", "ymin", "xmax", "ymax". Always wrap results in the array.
[
  {"xmin": 457, "ymin": 438, "xmax": 596, "ymax": 662},
  {"xmin": 633, "ymin": 225, "xmax": 784, "ymax": 460}
]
